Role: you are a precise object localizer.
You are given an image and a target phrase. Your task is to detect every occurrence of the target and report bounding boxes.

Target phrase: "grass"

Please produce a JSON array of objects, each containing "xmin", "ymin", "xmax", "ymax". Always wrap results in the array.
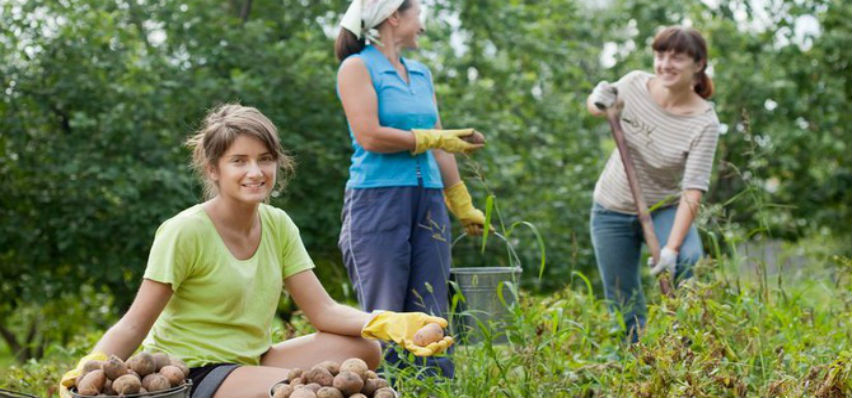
[
  {"xmin": 387, "ymin": 252, "xmax": 852, "ymax": 398},
  {"xmin": 1, "ymin": 251, "xmax": 850, "ymax": 397},
  {"xmin": 0, "ymin": 342, "xmax": 15, "ymax": 369}
]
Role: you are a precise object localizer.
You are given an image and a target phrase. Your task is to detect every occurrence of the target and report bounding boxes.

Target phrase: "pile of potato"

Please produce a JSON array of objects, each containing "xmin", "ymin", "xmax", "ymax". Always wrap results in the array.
[
  {"xmin": 270, "ymin": 358, "xmax": 397, "ymax": 398},
  {"xmin": 72, "ymin": 352, "xmax": 189, "ymax": 396}
]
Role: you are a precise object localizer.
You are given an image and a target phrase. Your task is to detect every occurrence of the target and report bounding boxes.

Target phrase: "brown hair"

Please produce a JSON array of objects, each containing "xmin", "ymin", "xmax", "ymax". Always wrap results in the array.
[
  {"xmin": 185, "ymin": 103, "xmax": 295, "ymax": 199},
  {"xmin": 334, "ymin": 0, "xmax": 413, "ymax": 62},
  {"xmin": 652, "ymin": 26, "xmax": 714, "ymax": 99}
]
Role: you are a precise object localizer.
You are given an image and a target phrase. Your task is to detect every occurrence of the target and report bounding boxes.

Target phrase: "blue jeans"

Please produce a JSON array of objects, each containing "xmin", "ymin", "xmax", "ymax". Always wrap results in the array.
[
  {"xmin": 338, "ymin": 186, "xmax": 454, "ymax": 378},
  {"xmin": 590, "ymin": 202, "xmax": 703, "ymax": 340}
]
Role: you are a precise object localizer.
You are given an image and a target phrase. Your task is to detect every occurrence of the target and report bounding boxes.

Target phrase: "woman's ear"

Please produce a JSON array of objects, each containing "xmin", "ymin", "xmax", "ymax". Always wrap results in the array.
[
  {"xmin": 386, "ymin": 11, "xmax": 401, "ymax": 27},
  {"xmin": 206, "ymin": 163, "xmax": 219, "ymax": 182}
]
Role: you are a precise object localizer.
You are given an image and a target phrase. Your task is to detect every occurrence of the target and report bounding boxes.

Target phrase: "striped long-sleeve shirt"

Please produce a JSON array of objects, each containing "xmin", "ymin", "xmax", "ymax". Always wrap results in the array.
[{"xmin": 593, "ymin": 70, "xmax": 720, "ymax": 214}]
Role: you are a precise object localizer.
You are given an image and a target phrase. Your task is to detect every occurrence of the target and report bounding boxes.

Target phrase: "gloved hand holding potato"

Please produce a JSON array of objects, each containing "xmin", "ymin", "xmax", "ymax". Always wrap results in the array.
[
  {"xmin": 361, "ymin": 311, "xmax": 454, "ymax": 356},
  {"xmin": 410, "ymin": 128, "xmax": 485, "ymax": 155}
]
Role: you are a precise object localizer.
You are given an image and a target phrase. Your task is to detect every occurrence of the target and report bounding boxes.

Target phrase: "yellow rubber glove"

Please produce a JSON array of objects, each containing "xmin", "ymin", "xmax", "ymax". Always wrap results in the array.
[
  {"xmin": 59, "ymin": 351, "xmax": 108, "ymax": 398},
  {"xmin": 361, "ymin": 311, "xmax": 454, "ymax": 357},
  {"xmin": 444, "ymin": 181, "xmax": 490, "ymax": 236},
  {"xmin": 411, "ymin": 128, "xmax": 484, "ymax": 155}
]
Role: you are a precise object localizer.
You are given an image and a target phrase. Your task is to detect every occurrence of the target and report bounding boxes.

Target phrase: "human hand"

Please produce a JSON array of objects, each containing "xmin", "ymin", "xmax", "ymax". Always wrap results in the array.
[
  {"xmin": 590, "ymin": 81, "xmax": 618, "ymax": 110},
  {"xmin": 59, "ymin": 351, "xmax": 108, "ymax": 398},
  {"xmin": 444, "ymin": 181, "xmax": 492, "ymax": 236},
  {"xmin": 411, "ymin": 128, "xmax": 485, "ymax": 155},
  {"xmin": 361, "ymin": 311, "xmax": 454, "ymax": 356},
  {"xmin": 649, "ymin": 246, "xmax": 678, "ymax": 276}
]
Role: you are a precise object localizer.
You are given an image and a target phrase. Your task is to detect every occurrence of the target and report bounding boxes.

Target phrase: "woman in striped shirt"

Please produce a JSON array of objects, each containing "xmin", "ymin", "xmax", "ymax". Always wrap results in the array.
[{"xmin": 586, "ymin": 26, "xmax": 720, "ymax": 342}]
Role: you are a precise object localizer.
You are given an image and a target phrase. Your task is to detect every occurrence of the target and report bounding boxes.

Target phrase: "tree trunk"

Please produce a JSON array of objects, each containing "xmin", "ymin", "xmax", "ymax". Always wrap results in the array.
[
  {"xmin": 0, "ymin": 315, "xmax": 45, "ymax": 362},
  {"xmin": 0, "ymin": 322, "xmax": 27, "ymax": 363},
  {"xmin": 240, "ymin": 0, "xmax": 253, "ymax": 23},
  {"xmin": 24, "ymin": 317, "xmax": 42, "ymax": 360}
]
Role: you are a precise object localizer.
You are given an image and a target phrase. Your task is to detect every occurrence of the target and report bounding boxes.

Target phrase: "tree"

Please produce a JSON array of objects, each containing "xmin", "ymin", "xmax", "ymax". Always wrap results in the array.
[{"xmin": 1, "ymin": 0, "xmax": 849, "ymax": 361}]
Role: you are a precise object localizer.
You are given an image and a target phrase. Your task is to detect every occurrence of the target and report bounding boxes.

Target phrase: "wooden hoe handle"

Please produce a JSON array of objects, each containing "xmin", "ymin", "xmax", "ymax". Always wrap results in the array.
[{"xmin": 604, "ymin": 105, "xmax": 673, "ymax": 297}]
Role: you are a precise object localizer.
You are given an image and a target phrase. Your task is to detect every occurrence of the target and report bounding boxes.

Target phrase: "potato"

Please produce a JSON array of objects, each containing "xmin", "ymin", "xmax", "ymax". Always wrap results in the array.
[
  {"xmin": 142, "ymin": 373, "xmax": 171, "ymax": 392},
  {"xmin": 290, "ymin": 386, "xmax": 318, "ymax": 398},
  {"xmin": 461, "ymin": 131, "xmax": 486, "ymax": 145},
  {"xmin": 127, "ymin": 352, "xmax": 157, "ymax": 377},
  {"xmin": 139, "ymin": 387, "xmax": 148, "ymax": 394},
  {"xmin": 413, "ymin": 323, "xmax": 444, "ymax": 347},
  {"xmin": 159, "ymin": 365, "xmax": 185, "ymax": 386},
  {"xmin": 112, "ymin": 374, "xmax": 142, "ymax": 395},
  {"xmin": 365, "ymin": 370, "xmax": 378, "ymax": 380},
  {"xmin": 373, "ymin": 387, "xmax": 397, "ymax": 398},
  {"xmin": 74, "ymin": 359, "xmax": 103, "ymax": 389},
  {"xmin": 170, "ymin": 358, "xmax": 190, "ymax": 378},
  {"xmin": 349, "ymin": 394, "xmax": 368, "ymax": 398},
  {"xmin": 102, "ymin": 379, "xmax": 115, "ymax": 396},
  {"xmin": 316, "ymin": 360, "xmax": 340, "ymax": 376},
  {"xmin": 315, "ymin": 386, "xmax": 343, "ymax": 398},
  {"xmin": 304, "ymin": 383, "xmax": 322, "ymax": 393},
  {"xmin": 339, "ymin": 358, "xmax": 368, "ymax": 381},
  {"xmin": 289, "ymin": 377, "xmax": 305, "ymax": 386},
  {"xmin": 151, "ymin": 352, "xmax": 171, "ymax": 372},
  {"xmin": 81, "ymin": 360, "xmax": 104, "ymax": 375},
  {"xmin": 361, "ymin": 378, "xmax": 388, "ymax": 396},
  {"xmin": 287, "ymin": 368, "xmax": 303, "ymax": 381},
  {"xmin": 304, "ymin": 366, "xmax": 334, "ymax": 387},
  {"xmin": 272, "ymin": 383, "xmax": 294, "ymax": 398},
  {"xmin": 102, "ymin": 355, "xmax": 128, "ymax": 380},
  {"xmin": 77, "ymin": 369, "xmax": 106, "ymax": 396},
  {"xmin": 332, "ymin": 371, "xmax": 364, "ymax": 396}
]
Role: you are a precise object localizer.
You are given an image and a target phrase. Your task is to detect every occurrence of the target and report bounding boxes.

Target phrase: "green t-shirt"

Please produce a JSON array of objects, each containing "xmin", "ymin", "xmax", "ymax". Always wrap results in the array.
[{"xmin": 141, "ymin": 203, "xmax": 314, "ymax": 367}]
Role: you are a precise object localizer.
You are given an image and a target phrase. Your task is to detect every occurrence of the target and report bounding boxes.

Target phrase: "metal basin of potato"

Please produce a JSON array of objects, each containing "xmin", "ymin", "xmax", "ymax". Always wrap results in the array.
[{"xmin": 71, "ymin": 381, "xmax": 192, "ymax": 398}]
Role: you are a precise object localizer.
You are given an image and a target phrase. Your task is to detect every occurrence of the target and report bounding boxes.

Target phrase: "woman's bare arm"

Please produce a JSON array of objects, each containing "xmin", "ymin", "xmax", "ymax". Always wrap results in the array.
[
  {"xmin": 285, "ymin": 270, "xmax": 370, "ymax": 336},
  {"xmin": 338, "ymin": 57, "xmax": 416, "ymax": 153},
  {"xmin": 92, "ymin": 279, "xmax": 173, "ymax": 359}
]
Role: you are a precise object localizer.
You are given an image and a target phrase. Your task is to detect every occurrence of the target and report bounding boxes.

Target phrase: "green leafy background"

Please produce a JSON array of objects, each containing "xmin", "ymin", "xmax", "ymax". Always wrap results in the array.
[{"xmin": 0, "ymin": 0, "xmax": 849, "ymax": 377}]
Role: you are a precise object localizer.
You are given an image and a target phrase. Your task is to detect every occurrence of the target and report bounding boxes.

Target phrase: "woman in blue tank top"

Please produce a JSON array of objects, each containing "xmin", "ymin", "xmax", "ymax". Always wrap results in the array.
[{"xmin": 334, "ymin": 0, "xmax": 488, "ymax": 378}]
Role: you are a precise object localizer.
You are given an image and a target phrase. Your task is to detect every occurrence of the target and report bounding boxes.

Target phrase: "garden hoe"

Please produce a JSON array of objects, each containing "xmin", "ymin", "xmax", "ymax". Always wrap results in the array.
[{"xmin": 596, "ymin": 95, "xmax": 674, "ymax": 298}]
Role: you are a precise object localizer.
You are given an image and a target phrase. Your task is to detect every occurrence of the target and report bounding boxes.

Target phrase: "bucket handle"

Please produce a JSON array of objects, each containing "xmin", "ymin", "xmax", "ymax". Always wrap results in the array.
[{"xmin": 451, "ymin": 232, "xmax": 522, "ymax": 269}]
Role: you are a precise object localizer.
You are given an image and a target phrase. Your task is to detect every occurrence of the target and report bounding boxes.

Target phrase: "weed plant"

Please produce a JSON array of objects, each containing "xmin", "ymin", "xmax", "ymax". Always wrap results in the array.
[{"xmin": 1, "ymin": 253, "xmax": 849, "ymax": 397}]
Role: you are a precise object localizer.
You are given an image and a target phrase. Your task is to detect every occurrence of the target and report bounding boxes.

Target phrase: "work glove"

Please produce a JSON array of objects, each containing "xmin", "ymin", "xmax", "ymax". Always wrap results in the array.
[
  {"xmin": 59, "ymin": 351, "xmax": 108, "ymax": 398},
  {"xmin": 362, "ymin": 311, "xmax": 454, "ymax": 357},
  {"xmin": 411, "ymin": 128, "xmax": 484, "ymax": 155},
  {"xmin": 590, "ymin": 81, "xmax": 618, "ymax": 110},
  {"xmin": 444, "ymin": 181, "xmax": 491, "ymax": 236},
  {"xmin": 649, "ymin": 246, "xmax": 678, "ymax": 277}
]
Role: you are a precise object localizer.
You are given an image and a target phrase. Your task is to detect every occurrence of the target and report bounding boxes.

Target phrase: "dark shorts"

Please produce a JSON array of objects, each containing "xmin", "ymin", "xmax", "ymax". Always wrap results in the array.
[{"xmin": 188, "ymin": 364, "xmax": 240, "ymax": 398}]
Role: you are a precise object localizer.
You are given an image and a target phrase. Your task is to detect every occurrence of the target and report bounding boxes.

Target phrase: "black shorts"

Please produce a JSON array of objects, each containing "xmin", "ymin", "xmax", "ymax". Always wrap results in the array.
[{"xmin": 188, "ymin": 363, "xmax": 240, "ymax": 398}]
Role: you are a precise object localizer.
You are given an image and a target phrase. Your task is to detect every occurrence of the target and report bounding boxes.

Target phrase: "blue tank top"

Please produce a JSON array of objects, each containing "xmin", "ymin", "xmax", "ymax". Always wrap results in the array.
[{"xmin": 338, "ymin": 45, "xmax": 443, "ymax": 189}]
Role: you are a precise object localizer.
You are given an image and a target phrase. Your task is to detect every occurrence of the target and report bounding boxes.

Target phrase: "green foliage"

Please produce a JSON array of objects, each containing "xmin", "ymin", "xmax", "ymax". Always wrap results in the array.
[
  {"xmin": 424, "ymin": 1, "xmax": 604, "ymax": 288},
  {"xmin": 387, "ymin": 253, "xmax": 852, "ymax": 397},
  {"xmin": 425, "ymin": 0, "xmax": 851, "ymax": 286},
  {"xmin": 0, "ymin": 0, "xmax": 351, "ymax": 360},
  {"xmin": 1, "ymin": 0, "xmax": 849, "ymax": 362},
  {"xmin": 2, "ymin": 253, "xmax": 850, "ymax": 396},
  {"xmin": 0, "ymin": 287, "xmax": 115, "ymax": 364}
]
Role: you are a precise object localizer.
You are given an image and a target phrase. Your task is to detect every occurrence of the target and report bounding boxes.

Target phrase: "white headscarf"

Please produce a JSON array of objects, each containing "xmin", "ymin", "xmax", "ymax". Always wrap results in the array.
[{"xmin": 340, "ymin": 0, "xmax": 405, "ymax": 44}]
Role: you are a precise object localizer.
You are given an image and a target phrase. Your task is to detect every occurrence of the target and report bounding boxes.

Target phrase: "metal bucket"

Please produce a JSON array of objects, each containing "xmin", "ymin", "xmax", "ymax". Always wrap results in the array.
[
  {"xmin": 71, "ymin": 380, "xmax": 192, "ymax": 398},
  {"xmin": 450, "ymin": 233, "xmax": 522, "ymax": 344}
]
